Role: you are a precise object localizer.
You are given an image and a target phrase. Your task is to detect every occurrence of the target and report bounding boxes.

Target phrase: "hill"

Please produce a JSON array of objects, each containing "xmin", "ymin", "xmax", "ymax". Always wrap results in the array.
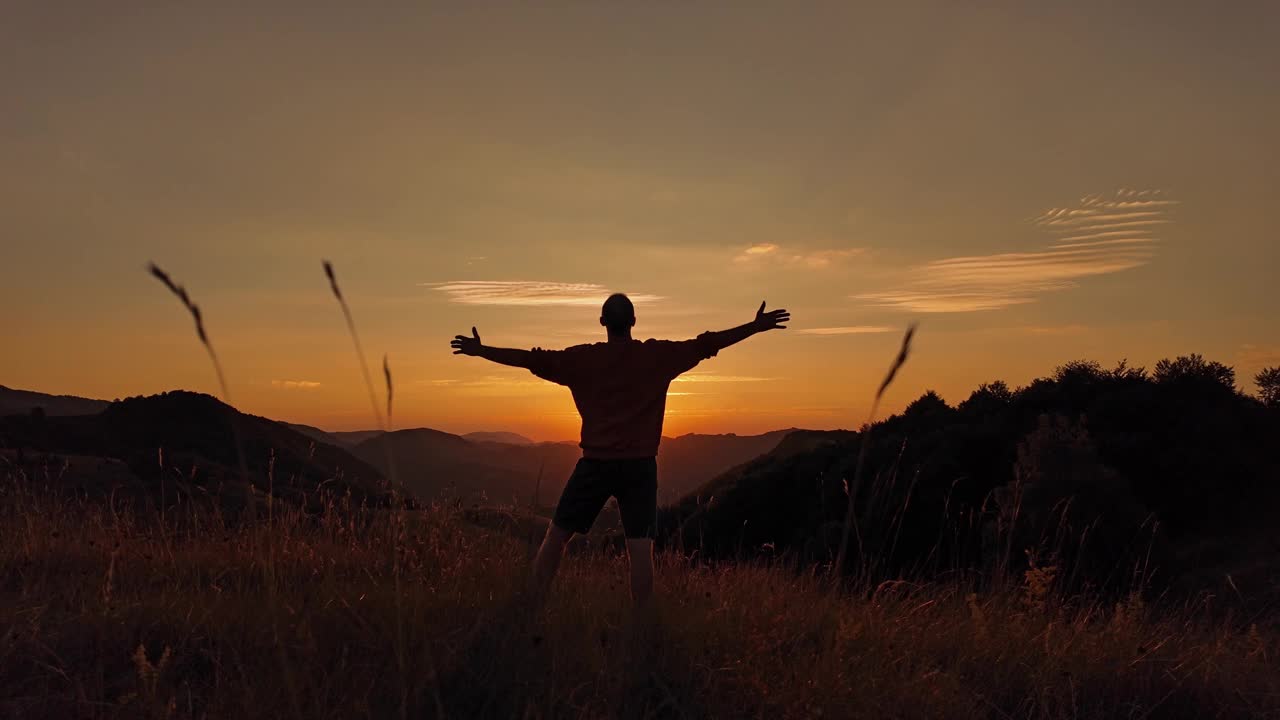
[
  {"xmin": 655, "ymin": 429, "xmax": 796, "ymax": 502},
  {"xmin": 463, "ymin": 431, "xmax": 535, "ymax": 445},
  {"xmin": 282, "ymin": 423, "xmax": 383, "ymax": 447},
  {"xmin": 0, "ymin": 385, "xmax": 110, "ymax": 417},
  {"xmin": 351, "ymin": 427, "xmax": 800, "ymax": 508},
  {"xmin": 282, "ymin": 421, "xmax": 340, "ymax": 446},
  {"xmin": 665, "ymin": 356, "xmax": 1280, "ymax": 602},
  {"xmin": 0, "ymin": 390, "xmax": 388, "ymax": 511},
  {"xmin": 350, "ymin": 427, "xmax": 568, "ymax": 504}
]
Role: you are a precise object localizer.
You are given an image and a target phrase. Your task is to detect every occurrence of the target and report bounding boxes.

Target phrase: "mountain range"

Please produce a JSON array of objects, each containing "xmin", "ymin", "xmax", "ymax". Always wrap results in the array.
[
  {"xmin": 341, "ymin": 426, "xmax": 798, "ymax": 505},
  {"xmin": 0, "ymin": 389, "xmax": 390, "ymax": 513},
  {"xmin": 1, "ymin": 385, "xmax": 809, "ymax": 508}
]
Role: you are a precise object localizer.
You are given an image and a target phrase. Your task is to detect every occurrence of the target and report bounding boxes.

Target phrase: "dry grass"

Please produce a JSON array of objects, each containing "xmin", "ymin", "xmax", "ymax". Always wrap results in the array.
[{"xmin": 1, "ymin": 471, "xmax": 1276, "ymax": 720}]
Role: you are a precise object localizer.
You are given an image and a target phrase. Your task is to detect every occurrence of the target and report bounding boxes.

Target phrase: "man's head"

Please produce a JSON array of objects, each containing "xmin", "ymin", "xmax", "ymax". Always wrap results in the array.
[{"xmin": 600, "ymin": 293, "xmax": 636, "ymax": 333}]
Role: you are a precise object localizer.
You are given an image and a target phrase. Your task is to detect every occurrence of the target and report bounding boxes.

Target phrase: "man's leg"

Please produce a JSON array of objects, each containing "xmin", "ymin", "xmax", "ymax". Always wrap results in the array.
[
  {"xmin": 617, "ymin": 458, "xmax": 659, "ymax": 607},
  {"xmin": 532, "ymin": 523, "xmax": 573, "ymax": 598},
  {"xmin": 626, "ymin": 537, "xmax": 655, "ymax": 606},
  {"xmin": 531, "ymin": 459, "xmax": 608, "ymax": 602}
]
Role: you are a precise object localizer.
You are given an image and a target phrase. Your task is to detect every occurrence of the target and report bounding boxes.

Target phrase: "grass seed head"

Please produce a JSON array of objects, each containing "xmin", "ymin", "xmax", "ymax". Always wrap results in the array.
[
  {"xmin": 148, "ymin": 262, "xmax": 208, "ymax": 346},
  {"xmin": 323, "ymin": 259, "xmax": 343, "ymax": 301},
  {"xmin": 876, "ymin": 323, "xmax": 917, "ymax": 402},
  {"xmin": 383, "ymin": 354, "xmax": 393, "ymax": 429}
]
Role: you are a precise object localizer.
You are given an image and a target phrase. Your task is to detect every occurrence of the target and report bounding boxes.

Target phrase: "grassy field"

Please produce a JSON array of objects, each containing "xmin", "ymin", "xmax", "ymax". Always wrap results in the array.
[{"xmin": 2, "ymin": 470, "xmax": 1277, "ymax": 720}]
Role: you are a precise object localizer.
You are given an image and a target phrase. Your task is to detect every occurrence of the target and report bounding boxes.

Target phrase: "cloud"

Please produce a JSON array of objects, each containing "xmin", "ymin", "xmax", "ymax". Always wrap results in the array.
[
  {"xmin": 735, "ymin": 243, "xmax": 779, "ymax": 261},
  {"xmin": 671, "ymin": 372, "xmax": 774, "ymax": 383},
  {"xmin": 733, "ymin": 243, "xmax": 863, "ymax": 269},
  {"xmin": 1034, "ymin": 191, "xmax": 1177, "ymax": 237},
  {"xmin": 857, "ymin": 248, "xmax": 1151, "ymax": 312},
  {"xmin": 1051, "ymin": 238, "xmax": 1160, "ymax": 250},
  {"xmin": 857, "ymin": 190, "xmax": 1174, "ymax": 313},
  {"xmin": 857, "ymin": 289, "xmax": 1041, "ymax": 313},
  {"xmin": 427, "ymin": 375, "xmax": 544, "ymax": 388},
  {"xmin": 1053, "ymin": 219, "xmax": 1171, "ymax": 234},
  {"xmin": 422, "ymin": 374, "xmax": 558, "ymax": 396},
  {"xmin": 428, "ymin": 281, "xmax": 663, "ymax": 306},
  {"xmin": 1034, "ymin": 211, "xmax": 1166, "ymax": 227},
  {"xmin": 798, "ymin": 326, "xmax": 895, "ymax": 335},
  {"xmin": 272, "ymin": 380, "xmax": 321, "ymax": 390},
  {"xmin": 1054, "ymin": 229, "xmax": 1163, "ymax": 243}
]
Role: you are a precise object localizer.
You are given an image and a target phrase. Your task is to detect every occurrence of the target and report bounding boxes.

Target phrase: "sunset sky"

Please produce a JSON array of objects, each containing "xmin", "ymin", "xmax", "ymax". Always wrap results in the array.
[{"xmin": 3, "ymin": 3, "xmax": 1277, "ymax": 440}]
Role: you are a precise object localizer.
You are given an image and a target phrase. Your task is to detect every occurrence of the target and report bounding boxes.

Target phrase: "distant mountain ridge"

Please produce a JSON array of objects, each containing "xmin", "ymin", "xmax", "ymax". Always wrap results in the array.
[
  {"xmin": 280, "ymin": 421, "xmax": 807, "ymax": 503},
  {"xmin": 283, "ymin": 423, "xmax": 385, "ymax": 448},
  {"xmin": 349, "ymin": 426, "xmax": 805, "ymax": 505},
  {"xmin": 0, "ymin": 390, "xmax": 388, "ymax": 510},
  {"xmin": 2, "ymin": 386, "xmax": 809, "ymax": 515},
  {"xmin": 463, "ymin": 431, "xmax": 535, "ymax": 445},
  {"xmin": 0, "ymin": 385, "xmax": 110, "ymax": 417}
]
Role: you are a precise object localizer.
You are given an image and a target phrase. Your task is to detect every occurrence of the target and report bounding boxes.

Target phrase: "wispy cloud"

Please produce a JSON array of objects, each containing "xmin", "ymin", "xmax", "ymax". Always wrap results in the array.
[
  {"xmin": 798, "ymin": 326, "xmax": 895, "ymax": 335},
  {"xmin": 733, "ymin": 243, "xmax": 864, "ymax": 269},
  {"xmin": 857, "ymin": 190, "xmax": 1175, "ymax": 313},
  {"xmin": 425, "ymin": 375, "xmax": 545, "ymax": 388},
  {"xmin": 735, "ymin": 243, "xmax": 780, "ymax": 261},
  {"xmin": 272, "ymin": 379, "xmax": 321, "ymax": 390},
  {"xmin": 1034, "ymin": 191, "xmax": 1178, "ymax": 242},
  {"xmin": 427, "ymin": 281, "xmax": 663, "ymax": 306},
  {"xmin": 1054, "ymin": 229, "xmax": 1163, "ymax": 243},
  {"xmin": 421, "ymin": 375, "xmax": 558, "ymax": 396},
  {"xmin": 672, "ymin": 372, "xmax": 774, "ymax": 383},
  {"xmin": 1052, "ymin": 219, "xmax": 1171, "ymax": 234},
  {"xmin": 1052, "ymin": 238, "xmax": 1160, "ymax": 251},
  {"xmin": 1033, "ymin": 211, "xmax": 1167, "ymax": 227}
]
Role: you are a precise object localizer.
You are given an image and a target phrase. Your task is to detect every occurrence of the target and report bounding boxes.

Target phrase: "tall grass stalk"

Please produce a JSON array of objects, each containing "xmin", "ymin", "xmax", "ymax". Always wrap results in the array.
[
  {"xmin": 147, "ymin": 263, "xmax": 231, "ymax": 402},
  {"xmin": 148, "ymin": 261, "xmax": 302, "ymax": 715},
  {"xmin": 321, "ymin": 260, "xmax": 441, "ymax": 719},
  {"xmin": 146, "ymin": 263, "xmax": 250, "ymax": 498},
  {"xmin": 834, "ymin": 323, "xmax": 916, "ymax": 578},
  {"xmin": 322, "ymin": 261, "xmax": 387, "ymax": 431}
]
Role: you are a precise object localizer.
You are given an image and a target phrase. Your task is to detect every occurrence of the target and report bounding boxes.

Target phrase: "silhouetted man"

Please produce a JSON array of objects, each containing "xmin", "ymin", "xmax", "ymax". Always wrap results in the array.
[{"xmin": 451, "ymin": 294, "xmax": 789, "ymax": 605}]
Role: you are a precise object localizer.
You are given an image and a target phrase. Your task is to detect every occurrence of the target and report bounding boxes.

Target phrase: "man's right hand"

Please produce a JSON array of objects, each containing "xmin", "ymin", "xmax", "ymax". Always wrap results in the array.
[
  {"xmin": 752, "ymin": 301, "xmax": 790, "ymax": 332},
  {"xmin": 451, "ymin": 327, "xmax": 483, "ymax": 356}
]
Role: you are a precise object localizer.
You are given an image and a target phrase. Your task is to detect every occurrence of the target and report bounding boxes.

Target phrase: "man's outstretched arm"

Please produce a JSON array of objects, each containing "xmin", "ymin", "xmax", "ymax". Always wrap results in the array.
[
  {"xmin": 701, "ymin": 301, "xmax": 790, "ymax": 352},
  {"xmin": 450, "ymin": 327, "xmax": 534, "ymax": 368}
]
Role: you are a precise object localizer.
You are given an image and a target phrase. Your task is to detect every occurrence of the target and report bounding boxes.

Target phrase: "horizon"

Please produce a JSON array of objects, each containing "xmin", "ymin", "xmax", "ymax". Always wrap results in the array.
[
  {"xmin": 6, "ymin": 380, "xmax": 815, "ymax": 443},
  {"xmin": 4, "ymin": 3, "xmax": 1279, "ymax": 441}
]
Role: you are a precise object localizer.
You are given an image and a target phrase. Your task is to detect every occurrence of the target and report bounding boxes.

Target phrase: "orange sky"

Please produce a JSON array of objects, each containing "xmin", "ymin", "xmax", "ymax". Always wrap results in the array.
[{"xmin": 3, "ymin": 4, "xmax": 1278, "ymax": 441}]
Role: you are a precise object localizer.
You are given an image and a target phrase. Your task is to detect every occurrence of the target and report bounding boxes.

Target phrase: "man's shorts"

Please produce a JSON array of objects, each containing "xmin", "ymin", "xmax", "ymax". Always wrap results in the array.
[{"xmin": 552, "ymin": 457, "xmax": 658, "ymax": 539}]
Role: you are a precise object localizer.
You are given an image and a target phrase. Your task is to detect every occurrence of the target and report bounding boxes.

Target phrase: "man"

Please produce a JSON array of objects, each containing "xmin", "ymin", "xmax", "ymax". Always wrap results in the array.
[{"xmin": 451, "ymin": 294, "xmax": 789, "ymax": 605}]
